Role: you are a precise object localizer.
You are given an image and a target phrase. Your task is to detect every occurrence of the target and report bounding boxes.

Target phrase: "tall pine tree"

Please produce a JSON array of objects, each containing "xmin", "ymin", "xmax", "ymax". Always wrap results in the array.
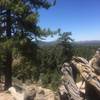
[{"xmin": 0, "ymin": 0, "xmax": 55, "ymax": 90}]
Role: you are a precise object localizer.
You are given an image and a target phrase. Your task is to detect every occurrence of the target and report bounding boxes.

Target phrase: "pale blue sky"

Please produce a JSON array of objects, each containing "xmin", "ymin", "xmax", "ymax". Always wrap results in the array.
[{"xmin": 38, "ymin": 0, "xmax": 100, "ymax": 41}]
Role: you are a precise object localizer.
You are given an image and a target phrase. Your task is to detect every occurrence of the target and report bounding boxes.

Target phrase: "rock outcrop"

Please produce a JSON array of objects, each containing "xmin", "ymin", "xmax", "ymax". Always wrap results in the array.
[
  {"xmin": 6, "ymin": 84, "xmax": 56, "ymax": 100},
  {"xmin": 24, "ymin": 85, "xmax": 56, "ymax": 100}
]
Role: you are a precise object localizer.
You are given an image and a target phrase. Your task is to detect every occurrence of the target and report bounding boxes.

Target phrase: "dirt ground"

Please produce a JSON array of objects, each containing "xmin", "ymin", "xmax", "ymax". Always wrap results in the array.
[{"xmin": 0, "ymin": 92, "xmax": 14, "ymax": 100}]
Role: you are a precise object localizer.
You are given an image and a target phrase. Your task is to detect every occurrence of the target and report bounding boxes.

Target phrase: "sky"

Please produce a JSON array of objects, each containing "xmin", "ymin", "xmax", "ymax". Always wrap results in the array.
[{"xmin": 38, "ymin": 0, "xmax": 100, "ymax": 41}]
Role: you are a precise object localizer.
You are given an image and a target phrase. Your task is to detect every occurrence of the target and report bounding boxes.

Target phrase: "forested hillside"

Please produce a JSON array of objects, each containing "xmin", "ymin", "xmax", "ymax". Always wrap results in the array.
[
  {"xmin": 73, "ymin": 43, "xmax": 100, "ymax": 60},
  {"xmin": 37, "ymin": 40, "xmax": 100, "ymax": 60}
]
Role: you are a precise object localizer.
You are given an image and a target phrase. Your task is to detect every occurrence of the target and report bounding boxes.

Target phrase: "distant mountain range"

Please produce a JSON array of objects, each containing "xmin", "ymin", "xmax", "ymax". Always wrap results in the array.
[
  {"xmin": 36, "ymin": 40, "xmax": 59, "ymax": 46},
  {"xmin": 36, "ymin": 40, "xmax": 100, "ymax": 46},
  {"xmin": 75, "ymin": 40, "xmax": 100, "ymax": 46}
]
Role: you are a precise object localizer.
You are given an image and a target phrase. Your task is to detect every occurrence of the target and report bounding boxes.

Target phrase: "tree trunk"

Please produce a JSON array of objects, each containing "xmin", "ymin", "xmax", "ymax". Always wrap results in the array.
[
  {"xmin": 4, "ymin": 9, "xmax": 12, "ymax": 90},
  {"xmin": 4, "ymin": 50, "xmax": 12, "ymax": 90},
  {"xmin": 6, "ymin": 10, "xmax": 11, "ymax": 38}
]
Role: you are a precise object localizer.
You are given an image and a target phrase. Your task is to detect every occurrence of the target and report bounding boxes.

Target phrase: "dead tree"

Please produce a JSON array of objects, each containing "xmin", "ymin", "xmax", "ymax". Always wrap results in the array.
[
  {"xmin": 71, "ymin": 57, "xmax": 100, "ymax": 100},
  {"xmin": 59, "ymin": 63, "xmax": 83, "ymax": 100}
]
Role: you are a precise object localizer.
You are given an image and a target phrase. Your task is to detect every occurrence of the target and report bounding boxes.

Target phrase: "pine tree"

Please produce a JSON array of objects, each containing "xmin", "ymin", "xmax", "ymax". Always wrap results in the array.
[{"xmin": 0, "ymin": 0, "xmax": 55, "ymax": 90}]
